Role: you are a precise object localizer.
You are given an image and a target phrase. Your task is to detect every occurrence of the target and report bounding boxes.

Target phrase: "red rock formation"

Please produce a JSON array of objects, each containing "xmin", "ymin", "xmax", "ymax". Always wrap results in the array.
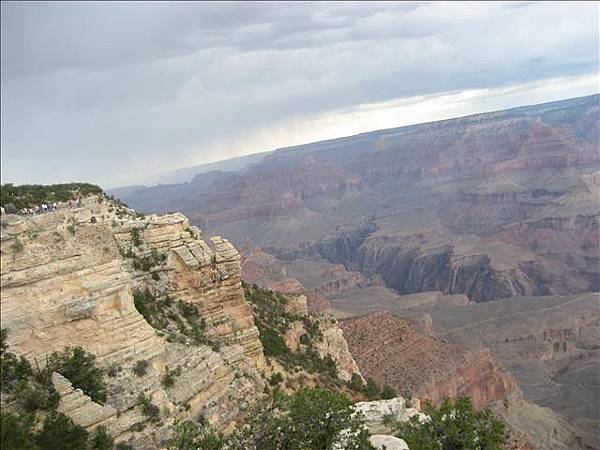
[{"xmin": 339, "ymin": 311, "xmax": 517, "ymax": 409}]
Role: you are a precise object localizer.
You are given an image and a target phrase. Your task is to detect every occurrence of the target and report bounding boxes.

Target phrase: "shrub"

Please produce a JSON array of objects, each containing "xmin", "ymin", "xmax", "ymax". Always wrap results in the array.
[
  {"xmin": 133, "ymin": 288, "xmax": 167, "ymax": 328},
  {"xmin": 381, "ymin": 385, "xmax": 397, "ymax": 399},
  {"xmin": 162, "ymin": 366, "xmax": 181, "ymax": 388},
  {"xmin": 0, "ymin": 412, "xmax": 36, "ymax": 450},
  {"xmin": 130, "ymin": 228, "xmax": 142, "ymax": 247},
  {"xmin": 1, "ymin": 329, "xmax": 32, "ymax": 392},
  {"xmin": 91, "ymin": 425, "xmax": 114, "ymax": 450},
  {"xmin": 393, "ymin": 397, "xmax": 505, "ymax": 450},
  {"xmin": 10, "ymin": 237, "xmax": 24, "ymax": 253},
  {"xmin": 115, "ymin": 443, "xmax": 134, "ymax": 450},
  {"xmin": 1, "ymin": 329, "xmax": 59, "ymax": 412},
  {"xmin": 269, "ymin": 372, "xmax": 283, "ymax": 386},
  {"xmin": 363, "ymin": 377, "xmax": 380, "ymax": 399},
  {"xmin": 16, "ymin": 380, "xmax": 58, "ymax": 412},
  {"xmin": 45, "ymin": 346, "xmax": 107, "ymax": 404},
  {"xmin": 348, "ymin": 373, "xmax": 363, "ymax": 392},
  {"xmin": 137, "ymin": 394, "xmax": 160, "ymax": 422},
  {"xmin": 227, "ymin": 388, "xmax": 374, "ymax": 450},
  {"xmin": 178, "ymin": 301, "xmax": 199, "ymax": 321},
  {"xmin": 133, "ymin": 360, "xmax": 149, "ymax": 377},
  {"xmin": 36, "ymin": 412, "xmax": 89, "ymax": 450},
  {"xmin": 168, "ymin": 420, "xmax": 226, "ymax": 450}
]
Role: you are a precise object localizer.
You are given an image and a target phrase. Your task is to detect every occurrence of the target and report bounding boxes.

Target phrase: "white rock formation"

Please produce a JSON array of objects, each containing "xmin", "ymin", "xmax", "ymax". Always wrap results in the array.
[
  {"xmin": 370, "ymin": 435, "xmax": 410, "ymax": 450},
  {"xmin": 355, "ymin": 397, "xmax": 426, "ymax": 434}
]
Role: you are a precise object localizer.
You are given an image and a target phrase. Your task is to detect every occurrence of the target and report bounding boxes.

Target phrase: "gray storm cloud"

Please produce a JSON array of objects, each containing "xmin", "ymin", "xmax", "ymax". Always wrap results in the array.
[{"xmin": 1, "ymin": 1, "xmax": 598, "ymax": 187}]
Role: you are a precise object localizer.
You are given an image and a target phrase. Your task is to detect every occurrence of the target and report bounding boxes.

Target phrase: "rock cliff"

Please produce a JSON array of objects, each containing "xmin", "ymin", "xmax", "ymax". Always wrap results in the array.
[
  {"xmin": 0, "ymin": 196, "xmax": 265, "ymax": 447},
  {"xmin": 339, "ymin": 311, "xmax": 516, "ymax": 409}
]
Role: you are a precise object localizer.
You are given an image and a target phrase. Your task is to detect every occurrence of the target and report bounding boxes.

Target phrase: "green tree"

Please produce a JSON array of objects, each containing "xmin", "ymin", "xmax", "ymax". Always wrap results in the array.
[
  {"xmin": 393, "ymin": 397, "xmax": 505, "ymax": 450},
  {"xmin": 46, "ymin": 346, "xmax": 107, "ymax": 403},
  {"xmin": 137, "ymin": 393, "xmax": 160, "ymax": 422},
  {"xmin": 1, "ymin": 328, "xmax": 33, "ymax": 393},
  {"xmin": 133, "ymin": 360, "xmax": 149, "ymax": 377},
  {"xmin": 227, "ymin": 388, "xmax": 374, "ymax": 450},
  {"xmin": 381, "ymin": 385, "xmax": 397, "ymax": 399},
  {"xmin": 285, "ymin": 388, "xmax": 373, "ymax": 450},
  {"xmin": 0, "ymin": 412, "xmax": 36, "ymax": 450},
  {"xmin": 36, "ymin": 412, "xmax": 89, "ymax": 450}
]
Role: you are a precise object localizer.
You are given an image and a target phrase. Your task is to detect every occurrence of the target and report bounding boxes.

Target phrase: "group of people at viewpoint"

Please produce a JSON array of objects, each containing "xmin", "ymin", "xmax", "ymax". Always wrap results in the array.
[{"xmin": 0, "ymin": 198, "xmax": 82, "ymax": 217}]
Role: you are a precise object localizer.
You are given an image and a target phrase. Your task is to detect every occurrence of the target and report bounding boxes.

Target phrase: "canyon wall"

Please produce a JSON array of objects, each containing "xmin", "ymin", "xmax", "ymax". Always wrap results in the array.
[
  {"xmin": 339, "ymin": 311, "xmax": 590, "ymax": 450},
  {"xmin": 115, "ymin": 95, "xmax": 599, "ymax": 304},
  {"xmin": 339, "ymin": 311, "xmax": 516, "ymax": 408},
  {"xmin": 0, "ymin": 197, "xmax": 265, "ymax": 447}
]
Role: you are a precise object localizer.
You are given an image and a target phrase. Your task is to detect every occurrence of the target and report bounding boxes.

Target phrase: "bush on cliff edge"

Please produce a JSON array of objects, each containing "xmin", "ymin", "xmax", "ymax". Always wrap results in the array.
[{"xmin": 391, "ymin": 396, "xmax": 506, "ymax": 450}]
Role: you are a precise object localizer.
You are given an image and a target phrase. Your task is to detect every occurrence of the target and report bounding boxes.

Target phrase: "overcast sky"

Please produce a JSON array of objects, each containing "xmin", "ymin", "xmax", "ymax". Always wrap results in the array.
[{"xmin": 1, "ymin": 1, "xmax": 598, "ymax": 188}]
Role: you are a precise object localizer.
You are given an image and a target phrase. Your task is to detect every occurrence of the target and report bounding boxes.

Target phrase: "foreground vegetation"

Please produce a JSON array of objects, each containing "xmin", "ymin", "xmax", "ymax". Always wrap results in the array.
[
  {"xmin": 385, "ymin": 396, "xmax": 506, "ymax": 450},
  {"xmin": 168, "ymin": 388, "xmax": 374, "ymax": 450},
  {"xmin": 2, "ymin": 326, "xmax": 507, "ymax": 450},
  {"xmin": 0, "ymin": 329, "xmax": 110, "ymax": 450}
]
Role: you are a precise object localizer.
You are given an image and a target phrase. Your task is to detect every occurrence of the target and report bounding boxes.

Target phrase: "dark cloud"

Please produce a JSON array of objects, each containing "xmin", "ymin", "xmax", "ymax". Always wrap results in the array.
[{"xmin": 1, "ymin": 1, "xmax": 598, "ymax": 187}]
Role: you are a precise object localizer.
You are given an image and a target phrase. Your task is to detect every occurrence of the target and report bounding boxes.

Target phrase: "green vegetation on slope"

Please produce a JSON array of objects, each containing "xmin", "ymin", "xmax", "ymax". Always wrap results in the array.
[
  {"xmin": 132, "ymin": 288, "xmax": 214, "ymax": 349},
  {"xmin": 0, "ymin": 329, "xmax": 110, "ymax": 450},
  {"xmin": 243, "ymin": 283, "xmax": 338, "ymax": 379},
  {"xmin": 168, "ymin": 388, "xmax": 374, "ymax": 450},
  {"xmin": 385, "ymin": 396, "xmax": 506, "ymax": 450},
  {"xmin": 1, "ymin": 183, "xmax": 102, "ymax": 210},
  {"xmin": 45, "ymin": 346, "xmax": 107, "ymax": 404}
]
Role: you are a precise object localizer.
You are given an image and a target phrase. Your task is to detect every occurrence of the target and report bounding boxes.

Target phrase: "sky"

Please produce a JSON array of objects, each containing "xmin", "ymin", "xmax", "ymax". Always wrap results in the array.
[{"xmin": 1, "ymin": 1, "xmax": 598, "ymax": 188}]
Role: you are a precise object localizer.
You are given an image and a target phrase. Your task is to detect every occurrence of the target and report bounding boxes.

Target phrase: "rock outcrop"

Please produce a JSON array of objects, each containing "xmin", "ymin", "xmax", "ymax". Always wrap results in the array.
[
  {"xmin": 355, "ymin": 397, "xmax": 424, "ymax": 435},
  {"xmin": 0, "ymin": 196, "xmax": 265, "ymax": 448},
  {"xmin": 312, "ymin": 314, "xmax": 362, "ymax": 382},
  {"xmin": 369, "ymin": 435, "xmax": 409, "ymax": 450}
]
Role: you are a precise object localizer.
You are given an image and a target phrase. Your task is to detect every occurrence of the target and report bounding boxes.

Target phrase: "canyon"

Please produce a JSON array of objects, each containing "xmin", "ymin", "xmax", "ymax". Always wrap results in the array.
[
  {"xmin": 3, "ymin": 196, "xmax": 413, "ymax": 448},
  {"xmin": 116, "ymin": 95, "xmax": 599, "ymax": 303},
  {"xmin": 113, "ymin": 94, "xmax": 600, "ymax": 449}
]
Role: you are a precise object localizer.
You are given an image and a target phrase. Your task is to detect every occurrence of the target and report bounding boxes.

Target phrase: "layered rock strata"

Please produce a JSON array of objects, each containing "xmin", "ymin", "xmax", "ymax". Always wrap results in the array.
[
  {"xmin": 0, "ymin": 197, "xmax": 265, "ymax": 447},
  {"xmin": 340, "ymin": 311, "xmax": 516, "ymax": 408}
]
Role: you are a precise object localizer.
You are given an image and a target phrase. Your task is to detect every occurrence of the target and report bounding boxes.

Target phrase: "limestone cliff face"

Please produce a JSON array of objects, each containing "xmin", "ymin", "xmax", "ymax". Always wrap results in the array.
[
  {"xmin": 312, "ymin": 314, "xmax": 363, "ymax": 382},
  {"xmin": 0, "ymin": 196, "xmax": 265, "ymax": 448},
  {"xmin": 112, "ymin": 214, "xmax": 264, "ymax": 366},
  {"xmin": 263, "ymin": 291, "xmax": 362, "ymax": 383}
]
